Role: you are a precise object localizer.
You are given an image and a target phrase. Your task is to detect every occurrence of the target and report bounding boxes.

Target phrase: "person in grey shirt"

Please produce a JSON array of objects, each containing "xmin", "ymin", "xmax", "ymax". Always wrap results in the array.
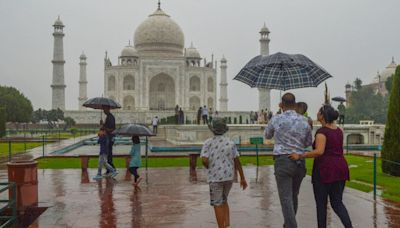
[{"xmin": 264, "ymin": 93, "xmax": 312, "ymax": 228}]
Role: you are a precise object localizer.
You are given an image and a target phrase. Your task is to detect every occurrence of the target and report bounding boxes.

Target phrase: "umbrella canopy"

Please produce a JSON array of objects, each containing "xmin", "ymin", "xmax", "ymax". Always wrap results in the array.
[
  {"xmin": 332, "ymin": 96, "xmax": 346, "ymax": 102},
  {"xmin": 234, "ymin": 52, "xmax": 333, "ymax": 91},
  {"xmin": 113, "ymin": 124, "xmax": 155, "ymax": 137},
  {"xmin": 83, "ymin": 97, "xmax": 121, "ymax": 109}
]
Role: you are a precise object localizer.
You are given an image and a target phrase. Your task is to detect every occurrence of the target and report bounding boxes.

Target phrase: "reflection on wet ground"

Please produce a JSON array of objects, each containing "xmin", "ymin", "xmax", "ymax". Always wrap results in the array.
[{"xmin": 1, "ymin": 166, "xmax": 399, "ymax": 227}]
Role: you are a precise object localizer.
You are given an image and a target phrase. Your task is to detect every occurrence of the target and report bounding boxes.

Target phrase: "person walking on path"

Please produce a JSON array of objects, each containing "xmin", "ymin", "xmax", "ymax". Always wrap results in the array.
[
  {"xmin": 93, "ymin": 128, "xmax": 118, "ymax": 180},
  {"xmin": 264, "ymin": 93, "xmax": 312, "ymax": 228},
  {"xmin": 197, "ymin": 107, "xmax": 203, "ymax": 125},
  {"xmin": 289, "ymin": 105, "xmax": 353, "ymax": 228},
  {"xmin": 202, "ymin": 105, "xmax": 209, "ymax": 124},
  {"xmin": 201, "ymin": 118, "xmax": 247, "ymax": 228},
  {"xmin": 209, "ymin": 108, "xmax": 214, "ymax": 123},
  {"xmin": 257, "ymin": 110, "xmax": 265, "ymax": 124},
  {"xmin": 337, "ymin": 102, "xmax": 346, "ymax": 125},
  {"xmin": 175, "ymin": 105, "xmax": 180, "ymax": 124},
  {"xmin": 178, "ymin": 108, "xmax": 185, "ymax": 124},
  {"xmin": 250, "ymin": 111, "xmax": 255, "ymax": 124},
  {"xmin": 152, "ymin": 116, "xmax": 159, "ymax": 135},
  {"xmin": 129, "ymin": 136, "xmax": 143, "ymax": 186},
  {"xmin": 103, "ymin": 106, "xmax": 117, "ymax": 173}
]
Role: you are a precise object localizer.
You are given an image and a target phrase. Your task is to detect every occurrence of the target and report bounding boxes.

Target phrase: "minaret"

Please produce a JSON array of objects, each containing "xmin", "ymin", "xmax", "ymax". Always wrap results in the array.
[
  {"xmin": 258, "ymin": 23, "xmax": 271, "ymax": 112},
  {"xmin": 345, "ymin": 82, "xmax": 352, "ymax": 107},
  {"xmin": 78, "ymin": 52, "xmax": 88, "ymax": 110},
  {"xmin": 51, "ymin": 16, "xmax": 66, "ymax": 110},
  {"xmin": 219, "ymin": 56, "xmax": 228, "ymax": 111}
]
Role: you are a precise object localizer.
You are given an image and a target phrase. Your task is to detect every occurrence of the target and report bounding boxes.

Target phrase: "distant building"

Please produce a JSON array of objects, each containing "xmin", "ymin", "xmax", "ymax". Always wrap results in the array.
[{"xmin": 345, "ymin": 57, "xmax": 397, "ymax": 105}]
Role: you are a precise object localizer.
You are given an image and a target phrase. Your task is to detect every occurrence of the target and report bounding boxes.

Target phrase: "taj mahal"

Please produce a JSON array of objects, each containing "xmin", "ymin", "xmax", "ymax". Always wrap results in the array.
[{"xmin": 51, "ymin": 3, "xmax": 272, "ymax": 124}]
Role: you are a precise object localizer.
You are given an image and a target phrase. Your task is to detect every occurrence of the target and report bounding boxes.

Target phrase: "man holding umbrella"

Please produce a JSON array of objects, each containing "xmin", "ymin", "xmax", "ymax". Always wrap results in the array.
[
  {"xmin": 103, "ymin": 106, "xmax": 116, "ymax": 172},
  {"xmin": 265, "ymin": 93, "xmax": 312, "ymax": 228}
]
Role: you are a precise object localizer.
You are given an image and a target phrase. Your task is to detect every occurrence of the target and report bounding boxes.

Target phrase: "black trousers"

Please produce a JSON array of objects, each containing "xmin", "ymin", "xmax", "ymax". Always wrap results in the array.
[
  {"xmin": 106, "ymin": 135, "xmax": 115, "ymax": 171},
  {"xmin": 202, "ymin": 115, "xmax": 208, "ymax": 124},
  {"xmin": 129, "ymin": 167, "xmax": 140, "ymax": 182},
  {"xmin": 313, "ymin": 179, "xmax": 353, "ymax": 228}
]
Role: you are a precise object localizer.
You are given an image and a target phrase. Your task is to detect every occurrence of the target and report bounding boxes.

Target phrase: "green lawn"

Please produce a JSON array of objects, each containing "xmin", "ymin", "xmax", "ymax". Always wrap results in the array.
[
  {"xmin": 36, "ymin": 155, "xmax": 400, "ymax": 202},
  {"xmin": 0, "ymin": 142, "xmax": 44, "ymax": 158}
]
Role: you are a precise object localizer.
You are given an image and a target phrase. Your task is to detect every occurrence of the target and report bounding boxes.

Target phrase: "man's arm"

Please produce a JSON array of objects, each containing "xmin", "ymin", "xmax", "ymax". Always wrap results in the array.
[
  {"xmin": 264, "ymin": 117, "xmax": 275, "ymax": 139},
  {"xmin": 202, "ymin": 157, "xmax": 209, "ymax": 169},
  {"xmin": 200, "ymin": 140, "xmax": 210, "ymax": 168},
  {"xmin": 305, "ymin": 125, "xmax": 313, "ymax": 147},
  {"xmin": 234, "ymin": 157, "xmax": 247, "ymax": 190}
]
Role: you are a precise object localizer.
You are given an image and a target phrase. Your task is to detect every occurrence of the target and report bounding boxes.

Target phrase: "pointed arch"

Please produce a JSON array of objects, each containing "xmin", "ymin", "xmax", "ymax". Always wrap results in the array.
[
  {"xmin": 189, "ymin": 76, "xmax": 200, "ymax": 91},
  {"xmin": 123, "ymin": 75, "xmax": 135, "ymax": 90},
  {"xmin": 208, "ymin": 77, "xmax": 214, "ymax": 92},
  {"xmin": 108, "ymin": 75, "xmax": 116, "ymax": 91},
  {"xmin": 123, "ymin": 95, "xmax": 135, "ymax": 110}
]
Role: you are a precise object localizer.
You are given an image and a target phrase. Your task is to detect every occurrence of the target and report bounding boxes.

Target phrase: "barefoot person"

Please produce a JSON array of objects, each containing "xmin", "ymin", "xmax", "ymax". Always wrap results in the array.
[
  {"xmin": 264, "ymin": 93, "xmax": 312, "ymax": 228},
  {"xmin": 289, "ymin": 105, "xmax": 353, "ymax": 228},
  {"xmin": 129, "ymin": 136, "xmax": 143, "ymax": 186},
  {"xmin": 201, "ymin": 118, "xmax": 247, "ymax": 228}
]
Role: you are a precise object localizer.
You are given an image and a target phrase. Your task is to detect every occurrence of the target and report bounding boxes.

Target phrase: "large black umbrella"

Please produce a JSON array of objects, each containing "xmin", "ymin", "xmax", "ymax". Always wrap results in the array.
[
  {"xmin": 113, "ymin": 124, "xmax": 155, "ymax": 136},
  {"xmin": 234, "ymin": 52, "xmax": 333, "ymax": 91},
  {"xmin": 332, "ymin": 96, "xmax": 346, "ymax": 102},
  {"xmin": 82, "ymin": 97, "xmax": 121, "ymax": 109},
  {"xmin": 113, "ymin": 123, "xmax": 155, "ymax": 171}
]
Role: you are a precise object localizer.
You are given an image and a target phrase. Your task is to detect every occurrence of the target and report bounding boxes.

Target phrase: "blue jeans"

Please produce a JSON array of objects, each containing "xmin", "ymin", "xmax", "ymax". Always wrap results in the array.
[{"xmin": 97, "ymin": 154, "xmax": 115, "ymax": 175}]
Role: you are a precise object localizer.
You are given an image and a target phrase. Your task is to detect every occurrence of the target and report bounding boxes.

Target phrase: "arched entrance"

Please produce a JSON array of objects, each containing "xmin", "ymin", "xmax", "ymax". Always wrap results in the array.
[
  {"xmin": 347, "ymin": 134, "xmax": 364, "ymax": 144},
  {"xmin": 149, "ymin": 74, "xmax": 175, "ymax": 110},
  {"xmin": 123, "ymin": 95, "xmax": 135, "ymax": 110},
  {"xmin": 189, "ymin": 96, "xmax": 200, "ymax": 110}
]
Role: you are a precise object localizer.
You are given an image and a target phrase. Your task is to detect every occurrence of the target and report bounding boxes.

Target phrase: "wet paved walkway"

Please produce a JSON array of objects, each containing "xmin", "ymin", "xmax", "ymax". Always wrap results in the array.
[{"xmin": 1, "ymin": 166, "xmax": 399, "ymax": 227}]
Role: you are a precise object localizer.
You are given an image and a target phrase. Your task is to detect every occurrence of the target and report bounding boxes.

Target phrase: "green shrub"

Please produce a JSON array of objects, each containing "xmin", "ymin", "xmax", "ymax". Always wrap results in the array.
[
  {"xmin": 382, "ymin": 65, "xmax": 400, "ymax": 176},
  {"xmin": 0, "ymin": 107, "xmax": 5, "ymax": 138}
]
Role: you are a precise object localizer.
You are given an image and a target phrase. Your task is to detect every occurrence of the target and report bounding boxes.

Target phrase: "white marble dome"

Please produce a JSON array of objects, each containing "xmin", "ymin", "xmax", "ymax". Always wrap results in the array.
[
  {"xmin": 54, "ymin": 16, "xmax": 64, "ymax": 26},
  {"xmin": 134, "ymin": 8, "xmax": 185, "ymax": 55},
  {"xmin": 120, "ymin": 45, "xmax": 138, "ymax": 57},
  {"xmin": 185, "ymin": 43, "xmax": 201, "ymax": 59},
  {"xmin": 374, "ymin": 58, "xmax": 397, "ymax": 83}
]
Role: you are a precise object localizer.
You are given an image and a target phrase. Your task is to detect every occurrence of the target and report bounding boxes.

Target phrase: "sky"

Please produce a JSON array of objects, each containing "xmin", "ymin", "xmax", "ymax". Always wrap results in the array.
[{"xmin": 0, "ymin": 0, "xmax": 399, "ymax": 118}]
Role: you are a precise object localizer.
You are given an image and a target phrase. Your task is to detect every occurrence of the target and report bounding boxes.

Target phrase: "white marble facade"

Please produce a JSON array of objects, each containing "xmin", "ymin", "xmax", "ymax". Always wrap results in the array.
[{"xmin": 103, "ymin": 5, "xmax": 218, "ymax": 112}]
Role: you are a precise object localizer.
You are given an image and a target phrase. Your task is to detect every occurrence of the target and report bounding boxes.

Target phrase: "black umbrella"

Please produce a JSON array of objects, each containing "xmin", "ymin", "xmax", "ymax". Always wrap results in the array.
[
  {"xmin": 113, "ymin": 123, "xmax": 155, "ymax": 171},
  {"xmin": 113, "ymin": 124, "xmax": 155, "ymax": 136},
  {"xmin": 83, "ymin": 97, "xmax": 121, "ymax": 109},
  {"xmin": 332, "ymin": 96, "xmax": 346, "ymax": 102},
  {"xmin": 234, "ymin": 52, "xmax": 333, "ymax": 91}
]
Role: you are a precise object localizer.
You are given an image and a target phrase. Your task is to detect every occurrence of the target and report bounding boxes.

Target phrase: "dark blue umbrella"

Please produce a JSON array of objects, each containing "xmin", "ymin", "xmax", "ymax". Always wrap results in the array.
[{"xmin": 234, "ymin": 52, "xmax": 333, "ymax": 91}]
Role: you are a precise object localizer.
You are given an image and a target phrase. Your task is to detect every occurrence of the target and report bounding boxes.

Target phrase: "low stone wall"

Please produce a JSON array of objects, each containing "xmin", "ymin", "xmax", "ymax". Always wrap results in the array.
[
  {"xmin": 162, "ymin": 124, "xmax": 266, "ymax": 145},
  {"xmin": 64, "ymin": 110, "xmax": 252, "ymax": 125}
]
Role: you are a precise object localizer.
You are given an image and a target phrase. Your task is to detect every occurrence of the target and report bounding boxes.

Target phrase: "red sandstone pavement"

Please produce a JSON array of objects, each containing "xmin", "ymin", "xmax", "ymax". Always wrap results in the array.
[{"xmin": 1, "ymin": 166, "xmax": 399, "ymax": 228}]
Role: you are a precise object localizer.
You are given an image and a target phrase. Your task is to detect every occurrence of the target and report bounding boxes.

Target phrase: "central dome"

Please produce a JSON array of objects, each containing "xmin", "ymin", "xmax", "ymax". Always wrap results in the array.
[{"xmin": 134, "ymin": 7, "xmax": 185, "ymax": 56}]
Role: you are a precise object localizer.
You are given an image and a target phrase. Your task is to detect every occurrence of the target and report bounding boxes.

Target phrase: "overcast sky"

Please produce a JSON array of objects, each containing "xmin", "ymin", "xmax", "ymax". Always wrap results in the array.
[{"xmin": 0, "ymin": 0, "xmax": 399, "ymax": 117}]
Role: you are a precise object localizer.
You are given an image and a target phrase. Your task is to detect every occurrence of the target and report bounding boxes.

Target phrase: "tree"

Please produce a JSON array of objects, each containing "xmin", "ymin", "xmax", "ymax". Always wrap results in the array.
[
  {"xmin": 0, "ymin": 107, "xmax": 6, "ymax": 137},
  {"xmin": 354, "ymin": 78, "xmax": 363, "ymax": 91},
  {"xmin": 385, "ymin": 75, "xmax": 393, "ymax": 92},
  {"xmin": 382, "ymin": 66, "xmax": 400, "ymax": 176},
  {"xmin": 32, "ymin": 108, "xmax": 64, "ymax": 128},
  {"xmin": 63, "ymin": 117, "xmax": 76, "ymax": 130},
  {"xmin": 345, "ymin": 79, "xmax": 388, "ymax": 124},
  {"xmin": 0, "ymin": 86, "xmax": 33, "ymax": 122}
]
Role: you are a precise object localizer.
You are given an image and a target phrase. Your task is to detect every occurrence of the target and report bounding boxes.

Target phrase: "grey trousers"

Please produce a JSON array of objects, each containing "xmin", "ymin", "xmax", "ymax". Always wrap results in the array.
[{"xmin": 274, "ymin": 155, "xmax": 306, "ymax": 228}]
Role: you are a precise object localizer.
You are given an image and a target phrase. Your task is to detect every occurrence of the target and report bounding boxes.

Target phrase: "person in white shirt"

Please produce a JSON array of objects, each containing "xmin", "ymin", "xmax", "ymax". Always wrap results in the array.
[
  {"xmin": 152, "ymin": 116, "xmax": 159, "ymax": 135},
  {"xmin": 202, "ymin": 105, "xmax": 209, "ymax": 124},
  {"xmin": 201, "ymin": 118, "xmax": 247, "ymax": 228}
]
